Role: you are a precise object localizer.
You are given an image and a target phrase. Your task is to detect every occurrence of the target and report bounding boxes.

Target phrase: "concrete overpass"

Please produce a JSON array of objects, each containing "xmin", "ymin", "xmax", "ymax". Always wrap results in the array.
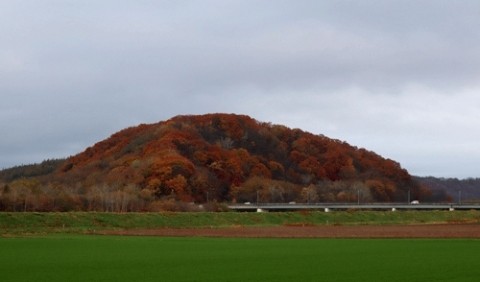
[{"xmin": 227, "ymin": 203, "xmax": 480, "ymax": 212}]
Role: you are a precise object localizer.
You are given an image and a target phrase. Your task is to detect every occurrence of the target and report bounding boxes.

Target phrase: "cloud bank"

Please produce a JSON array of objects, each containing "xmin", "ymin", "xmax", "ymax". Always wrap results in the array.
[{"xmin": 1, "ymin": 1, "xmax": 479, "ymax": 178}]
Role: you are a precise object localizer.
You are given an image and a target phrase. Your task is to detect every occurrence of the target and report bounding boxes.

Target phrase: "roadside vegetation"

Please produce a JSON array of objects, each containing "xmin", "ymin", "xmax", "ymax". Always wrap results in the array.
[{"xmin": 2, "ymin": 210, "xmax": 480, "ymax": 236}]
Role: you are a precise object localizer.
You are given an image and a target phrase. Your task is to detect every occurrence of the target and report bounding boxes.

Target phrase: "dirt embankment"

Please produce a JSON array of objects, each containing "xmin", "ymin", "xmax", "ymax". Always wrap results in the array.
[{"xmin": 102, "ymin": 224, "xmax": 480, "ymax": 238}]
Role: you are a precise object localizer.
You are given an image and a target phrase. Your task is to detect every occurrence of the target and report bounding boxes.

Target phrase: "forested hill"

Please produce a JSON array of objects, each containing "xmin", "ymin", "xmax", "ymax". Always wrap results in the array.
[
  {"xmin": 55, "ymin": 113, "xmax": 424, "ymax": 201},
  {"xmin": 0, "ymin": 159, "xmax": 65, "ymax": 182},
  {"xmin": 1, "ymin": 113, "xmax": 434, "ymax": 211},
  {"xmin": 415, "ymin": 176, "xmax": 480, "ymax": 202}
]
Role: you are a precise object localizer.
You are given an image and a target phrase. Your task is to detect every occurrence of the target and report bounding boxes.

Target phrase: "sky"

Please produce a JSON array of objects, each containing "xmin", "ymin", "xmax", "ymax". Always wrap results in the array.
[{"xmin": 1, "ymin": 1, "xmax": 479, "ymax": 178}]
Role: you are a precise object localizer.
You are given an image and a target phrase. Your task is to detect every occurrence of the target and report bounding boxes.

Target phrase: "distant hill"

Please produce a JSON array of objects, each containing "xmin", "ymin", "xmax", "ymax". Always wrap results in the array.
[
  {"xmin": 1, "ymin": 113, "xmax": 433, "ymax": 211},
  {"xmin": 0, "ymin": 159, "xmax": 65, "ymax": 182},
  {"xmin": 415, "ymin": 176, "xmax": 480, "ymax": 203}
]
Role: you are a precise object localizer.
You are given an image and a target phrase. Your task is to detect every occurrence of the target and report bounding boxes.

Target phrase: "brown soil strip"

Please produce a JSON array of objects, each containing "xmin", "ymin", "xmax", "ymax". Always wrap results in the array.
[{"xmin": 100, "ymin": 224, "xmax": 480, "ymax": 238}]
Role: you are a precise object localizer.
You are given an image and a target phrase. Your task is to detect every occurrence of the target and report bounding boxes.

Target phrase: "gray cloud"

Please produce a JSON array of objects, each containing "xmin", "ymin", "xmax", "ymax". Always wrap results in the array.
[{"xmin": 1, "ymin": 1, "xmax": 479, "ymax": 178}]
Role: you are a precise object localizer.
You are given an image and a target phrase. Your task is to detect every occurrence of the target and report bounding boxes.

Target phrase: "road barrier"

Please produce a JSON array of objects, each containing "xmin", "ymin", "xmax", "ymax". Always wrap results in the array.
[{"xmin": 227, "ymin": 203, "xmax": 480, "ymax": 212}]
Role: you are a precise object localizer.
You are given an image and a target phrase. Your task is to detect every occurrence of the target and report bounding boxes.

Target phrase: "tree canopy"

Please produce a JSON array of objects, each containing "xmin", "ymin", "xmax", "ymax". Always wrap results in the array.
[{"xmin": 1, "ymin": 113, "xmax": 435, "ymax": 211}]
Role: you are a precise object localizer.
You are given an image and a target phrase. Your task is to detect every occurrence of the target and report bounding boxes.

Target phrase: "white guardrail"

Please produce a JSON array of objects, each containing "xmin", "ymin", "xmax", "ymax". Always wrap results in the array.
[{"xmin": 227, "ymin": 203, "xmax": 480, "ymax": 212}]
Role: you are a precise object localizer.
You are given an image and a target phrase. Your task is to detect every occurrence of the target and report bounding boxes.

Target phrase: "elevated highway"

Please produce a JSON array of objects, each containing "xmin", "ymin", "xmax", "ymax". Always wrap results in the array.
[{"xmin": 227, "ymin": 203, "xmax": 480, "ymax": 212}]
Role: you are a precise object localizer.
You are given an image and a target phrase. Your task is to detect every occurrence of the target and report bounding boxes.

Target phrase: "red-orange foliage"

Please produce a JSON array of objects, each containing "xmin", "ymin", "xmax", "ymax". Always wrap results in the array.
[{"xmin": 50, "ymin": 113, "xmax": 427, "ymax": 203}]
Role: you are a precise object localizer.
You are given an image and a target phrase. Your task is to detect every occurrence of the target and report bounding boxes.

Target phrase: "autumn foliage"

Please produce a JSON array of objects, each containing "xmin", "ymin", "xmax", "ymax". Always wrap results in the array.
[{"xmin": 0, "ymin": 113, "xmax": 434, "ymax": 211}]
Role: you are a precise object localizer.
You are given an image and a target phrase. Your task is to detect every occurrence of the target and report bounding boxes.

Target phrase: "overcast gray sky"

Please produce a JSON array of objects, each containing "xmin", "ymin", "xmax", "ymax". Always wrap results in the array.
[{"xmin": 1, "ymin": 1, "xmax": 479, "ymax": 178}]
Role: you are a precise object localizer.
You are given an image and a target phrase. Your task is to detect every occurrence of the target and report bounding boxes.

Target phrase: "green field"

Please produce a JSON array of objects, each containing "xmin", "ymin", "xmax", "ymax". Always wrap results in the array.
[
  {"xmin": 2, "ymin": 212, "xmax": 480, "ymax": 281},
  {"xmin": 2, "ymin": 210, "xmax": 480, "ymax": 235},
  {"xmin": 1, "ymin": 236, "xmax": 479, "ymax": 282}
]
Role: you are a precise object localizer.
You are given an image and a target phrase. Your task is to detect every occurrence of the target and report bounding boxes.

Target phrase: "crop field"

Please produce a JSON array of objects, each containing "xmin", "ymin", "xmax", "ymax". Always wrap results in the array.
[{"xmin": 1, "ymin": 236, "xmax": 480, "ymax": 282}]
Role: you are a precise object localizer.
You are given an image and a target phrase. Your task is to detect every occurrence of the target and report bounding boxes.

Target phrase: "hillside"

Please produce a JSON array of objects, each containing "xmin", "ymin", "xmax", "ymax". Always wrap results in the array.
[
  {"xmin": 0, "ymin": 159, "xmax": 65, "ymax": 182},
  {"xmin": 415, "ymin": 176, "xmax": 480, "ymax": 203},
  {"xmin": 1, "ymin": 113, "xmax": 431, "ymax": 211}
]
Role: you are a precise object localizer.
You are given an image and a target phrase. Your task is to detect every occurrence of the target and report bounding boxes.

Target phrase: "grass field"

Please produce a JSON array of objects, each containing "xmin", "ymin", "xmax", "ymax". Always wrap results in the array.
[
  {"xmin": 2, "ymin": 210, "xmax": 480, "ymax": 235},
  {"xmin": 1, "ymin": 235, "xmax": 480, "ymax": 282}
]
